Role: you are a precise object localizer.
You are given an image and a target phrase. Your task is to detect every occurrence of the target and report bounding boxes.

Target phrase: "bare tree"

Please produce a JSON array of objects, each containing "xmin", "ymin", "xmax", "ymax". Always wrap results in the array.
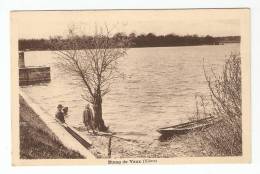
[{"xmin": 50, "ymin": 26, "xmax": 131, "ymax": 131}]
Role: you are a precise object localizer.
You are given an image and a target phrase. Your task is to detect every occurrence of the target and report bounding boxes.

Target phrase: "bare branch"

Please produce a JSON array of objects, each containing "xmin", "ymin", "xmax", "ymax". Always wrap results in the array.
[{"xmin": 50, "ymin": 25, "xmax": 131, "ymax": 105}]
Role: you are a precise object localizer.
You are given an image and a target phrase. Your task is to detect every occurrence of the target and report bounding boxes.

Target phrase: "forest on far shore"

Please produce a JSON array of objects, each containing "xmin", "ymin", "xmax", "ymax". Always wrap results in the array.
[{"xmin": 18, "ymin": 33, "xmax": 240, "ymax": 51}]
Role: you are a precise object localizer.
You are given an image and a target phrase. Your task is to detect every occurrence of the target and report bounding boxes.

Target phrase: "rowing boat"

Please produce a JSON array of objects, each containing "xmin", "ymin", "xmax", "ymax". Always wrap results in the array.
[{"xmin": 157, "ymin": 116, "xmax": 220, "ymax": 136}]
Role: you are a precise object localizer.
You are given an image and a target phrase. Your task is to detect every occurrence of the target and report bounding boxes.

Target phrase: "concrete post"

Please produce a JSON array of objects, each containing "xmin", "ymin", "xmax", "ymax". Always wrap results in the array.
[{"xmin": 108, "ymin": 136, "xmax": 112, "ymax": 158}]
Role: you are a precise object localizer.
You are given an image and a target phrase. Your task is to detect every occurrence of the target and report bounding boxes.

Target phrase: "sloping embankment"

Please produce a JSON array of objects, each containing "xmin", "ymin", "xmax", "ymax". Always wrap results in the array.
[
  {"xmin": 20, "ymin": 96, "xmax": 83, "ymax": 159},
  {"xmin": 19, "ymin": 91, "xmax": 96, "ymax": 159}
]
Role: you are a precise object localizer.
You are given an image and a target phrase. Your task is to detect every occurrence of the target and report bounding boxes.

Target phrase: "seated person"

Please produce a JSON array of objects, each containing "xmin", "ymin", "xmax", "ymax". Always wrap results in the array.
[
  {"xmin": 63, "ymin": 107, "xmax": 69, "ymax": 118},
  {"xmin": 55, "ymin": 104, "xmax": 65, "ymax": 123}
]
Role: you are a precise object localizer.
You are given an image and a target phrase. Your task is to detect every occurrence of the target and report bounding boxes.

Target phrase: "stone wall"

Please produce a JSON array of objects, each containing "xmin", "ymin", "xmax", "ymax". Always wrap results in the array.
[{"xmin": 19, "ymin": 66, "xmax": 51, "ymax": 86}]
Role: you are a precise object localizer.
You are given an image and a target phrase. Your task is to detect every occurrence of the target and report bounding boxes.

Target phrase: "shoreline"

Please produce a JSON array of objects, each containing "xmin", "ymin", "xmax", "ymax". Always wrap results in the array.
[
  {"xmin": 74, "ymin": 125, "xmax": 220, "ymax": 158},
  {"xmin": 18, "ymin": 42, "xmax": 239, "ymax": 52},
  {"xmin": 20, "ymin": 95, "xmax": 227, "ymax": 159}
]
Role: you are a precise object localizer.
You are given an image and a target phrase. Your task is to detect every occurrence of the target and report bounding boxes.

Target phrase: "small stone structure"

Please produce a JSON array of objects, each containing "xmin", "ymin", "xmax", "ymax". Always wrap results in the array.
[{"xmin": 19, "ymin": 52, "xmax": 51, "ymax": 86}]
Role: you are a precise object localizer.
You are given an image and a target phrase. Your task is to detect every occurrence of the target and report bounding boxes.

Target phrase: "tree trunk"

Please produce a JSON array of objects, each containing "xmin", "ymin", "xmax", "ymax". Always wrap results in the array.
[{"xmin": 93, "ymin": 88, "xmax": 108, "ymax": 132}]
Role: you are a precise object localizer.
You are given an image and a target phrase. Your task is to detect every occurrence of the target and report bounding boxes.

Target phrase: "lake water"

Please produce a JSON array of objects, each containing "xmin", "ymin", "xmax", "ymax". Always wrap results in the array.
[{"xmin": 21, "ymin": 44, "xmax": 240, "ymax": 142}]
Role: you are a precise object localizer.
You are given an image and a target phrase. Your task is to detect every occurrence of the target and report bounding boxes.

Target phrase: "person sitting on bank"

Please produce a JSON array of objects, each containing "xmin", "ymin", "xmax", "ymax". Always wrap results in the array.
[
  {"xmin": 83, "ymin": 104, "xmax": 96, "ymax": 134},
  {"xmin": 63, "ymin": 106, "xmax": 69, "ymax": 118},
  {"xmin": 56, "ymin": 104, "xmax": 65, "ymax": 123}
]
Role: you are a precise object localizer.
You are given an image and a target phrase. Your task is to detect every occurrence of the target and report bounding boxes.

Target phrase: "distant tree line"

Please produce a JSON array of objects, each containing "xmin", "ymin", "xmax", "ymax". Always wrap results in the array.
[
  {"xmin": 18, "ymin": 33, "xmax": 240, "ymax": 51},
  {"xmin": 215, "ymin": 36, "xmax": 241, "ymax": 43}
]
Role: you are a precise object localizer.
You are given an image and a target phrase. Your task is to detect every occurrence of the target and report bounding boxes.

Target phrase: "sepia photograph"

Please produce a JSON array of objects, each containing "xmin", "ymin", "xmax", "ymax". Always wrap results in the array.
[{"xmin": 11, "ymin": 9, "xmax": 250, "ymax": 165}]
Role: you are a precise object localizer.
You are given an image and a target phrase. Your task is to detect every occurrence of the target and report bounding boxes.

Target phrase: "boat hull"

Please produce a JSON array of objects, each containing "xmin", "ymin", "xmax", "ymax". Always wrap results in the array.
[{"xmin": 157, "ymin": 116, "xmax": 220, "ymax": 136}]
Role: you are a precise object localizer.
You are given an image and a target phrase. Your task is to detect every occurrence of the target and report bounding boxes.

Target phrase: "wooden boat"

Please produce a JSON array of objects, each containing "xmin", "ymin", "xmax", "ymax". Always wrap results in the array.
[{"xmin": 157, "ymin": 116, "xmax": 221, "ymax": 136}]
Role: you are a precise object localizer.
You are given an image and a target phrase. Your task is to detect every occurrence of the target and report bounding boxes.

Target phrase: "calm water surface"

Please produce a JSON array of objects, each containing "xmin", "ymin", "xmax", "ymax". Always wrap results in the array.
[{"xmin": 21, "ymin": 44, "xmax": 240, "ymax": 141}]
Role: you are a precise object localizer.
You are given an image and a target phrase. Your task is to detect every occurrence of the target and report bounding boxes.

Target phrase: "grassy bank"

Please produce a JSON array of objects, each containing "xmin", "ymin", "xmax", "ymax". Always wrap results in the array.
[{"xmin": 19, "ymin": 96, "xmax": 84, "ymax": 159}]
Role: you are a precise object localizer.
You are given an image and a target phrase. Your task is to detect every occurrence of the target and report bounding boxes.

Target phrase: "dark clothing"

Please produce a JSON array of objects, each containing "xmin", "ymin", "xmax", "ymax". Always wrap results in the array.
[
  {"xmin": 83, "ymin": 108, "xmax": 95, "ymax": 131},
  {"xmin": 56, "ymin": 111, "xmax": 65, "ymax": 123},
  {"xmin": 83, "ymin": 109, "xmax": 92, "ymax": 124}
]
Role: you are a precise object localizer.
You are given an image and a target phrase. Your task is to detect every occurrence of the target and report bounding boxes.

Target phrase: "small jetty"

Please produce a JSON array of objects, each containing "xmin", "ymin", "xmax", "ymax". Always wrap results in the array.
[
  {"xmin": 157, "ymin": 116, "xmax": 221, "ymax": 136},
  {"xmin": 19, "ymin": 52, "xmax": 51, "ymax": 86}
]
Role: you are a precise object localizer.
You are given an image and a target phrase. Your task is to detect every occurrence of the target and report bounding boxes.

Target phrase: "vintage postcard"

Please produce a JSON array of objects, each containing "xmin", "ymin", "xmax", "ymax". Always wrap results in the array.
[{"xmin": 11, "ymin": 9, "xmax": 250, "ymax": 165}]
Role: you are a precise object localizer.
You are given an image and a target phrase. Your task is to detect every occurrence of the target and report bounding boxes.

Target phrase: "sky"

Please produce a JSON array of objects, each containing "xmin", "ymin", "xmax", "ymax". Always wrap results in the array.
[{"xmin": 12, "ymin": 9, "xmax": 244, "ymax": 39}]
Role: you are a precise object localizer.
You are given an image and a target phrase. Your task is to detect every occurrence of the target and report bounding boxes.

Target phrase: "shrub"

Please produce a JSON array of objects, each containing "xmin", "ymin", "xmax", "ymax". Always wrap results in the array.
[{"xmin": 195, "ymin": 54, "xmax": 242, "ymax": 156}]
